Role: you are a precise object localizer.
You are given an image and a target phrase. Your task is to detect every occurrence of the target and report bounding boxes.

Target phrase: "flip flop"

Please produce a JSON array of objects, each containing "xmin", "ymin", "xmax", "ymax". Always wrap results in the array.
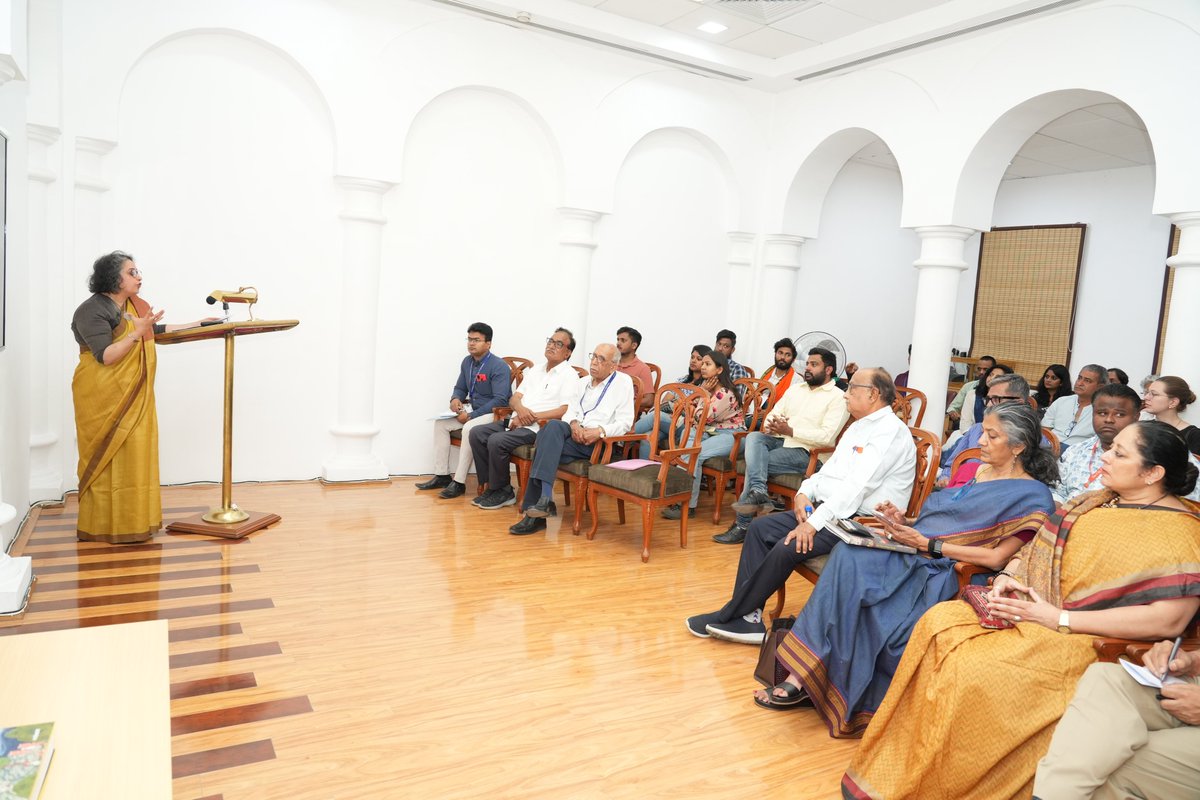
[{"xmin": 753, "ymin": 682, "xmax": 813, "ymax": 711}]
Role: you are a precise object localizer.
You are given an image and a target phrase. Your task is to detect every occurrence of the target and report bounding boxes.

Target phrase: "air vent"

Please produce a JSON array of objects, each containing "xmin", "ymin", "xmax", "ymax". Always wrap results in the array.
[{"xmin": 705, "ymin": 0, "xmax": 820, "ymax": 24}]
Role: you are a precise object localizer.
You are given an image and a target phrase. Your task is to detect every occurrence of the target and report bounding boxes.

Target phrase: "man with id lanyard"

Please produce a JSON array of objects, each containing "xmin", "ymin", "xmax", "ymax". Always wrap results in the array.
[
  {"xmin": 416, "ymin": 322, "xmax": 512, "ymax": 498},
  {"xmin": 510, "ymin": 343, "xmax": 634, "ymax": 536},
  {"xmin": 686, "ymin": 368, "xmax": 916, "ymax": 644}
]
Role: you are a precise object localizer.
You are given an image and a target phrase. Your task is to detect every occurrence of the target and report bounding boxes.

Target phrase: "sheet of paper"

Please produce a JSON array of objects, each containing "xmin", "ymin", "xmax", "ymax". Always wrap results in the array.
[
  {"xmin": 429, "ymin": 412, "xmax": 458, "ymax": 421},
  {"xmin": 1119, "ymin": 659, "xmax": 1186, "ymax": 689},
  {"xmin": 606, "ymin": 459, "xmax": 659, "ymax": 471}
]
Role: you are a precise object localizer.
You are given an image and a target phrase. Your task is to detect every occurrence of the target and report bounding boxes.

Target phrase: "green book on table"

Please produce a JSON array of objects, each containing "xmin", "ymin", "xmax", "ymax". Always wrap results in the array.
[{"xmin": 0, "ymin": 722, "xmax": 56, "ymax": 800}]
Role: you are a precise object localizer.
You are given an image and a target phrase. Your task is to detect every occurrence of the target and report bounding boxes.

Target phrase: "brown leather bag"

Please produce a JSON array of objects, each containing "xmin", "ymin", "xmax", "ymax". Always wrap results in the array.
[{"xmin": 754, "ymin": 616, "xmax": 796, "ymax": 688}]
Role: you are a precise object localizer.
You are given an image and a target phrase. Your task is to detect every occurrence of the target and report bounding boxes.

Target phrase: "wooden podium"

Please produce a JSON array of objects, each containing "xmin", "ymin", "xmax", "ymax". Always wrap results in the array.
[{"xmin": 157, "ymin": 319, "xmax": 299, "ymax": 538}]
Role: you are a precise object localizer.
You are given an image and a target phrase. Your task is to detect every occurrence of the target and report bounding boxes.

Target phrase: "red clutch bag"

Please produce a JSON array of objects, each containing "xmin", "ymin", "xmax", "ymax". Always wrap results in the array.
[{"xmin": 959, "ymin": 584, "xmax": 1014, "ymax": 630}]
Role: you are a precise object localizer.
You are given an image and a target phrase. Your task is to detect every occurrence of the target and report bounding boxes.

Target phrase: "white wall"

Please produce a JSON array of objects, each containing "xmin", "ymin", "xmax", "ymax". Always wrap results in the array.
[{"xmin": 0, "ymin": 77, "xmax": 28, "ymax": 548}]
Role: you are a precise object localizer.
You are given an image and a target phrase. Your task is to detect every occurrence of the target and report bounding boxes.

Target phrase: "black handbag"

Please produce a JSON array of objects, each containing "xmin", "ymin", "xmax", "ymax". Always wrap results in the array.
[{"xmin": 754, "ymin": 615, "xmax": 796, "ymax": 688}]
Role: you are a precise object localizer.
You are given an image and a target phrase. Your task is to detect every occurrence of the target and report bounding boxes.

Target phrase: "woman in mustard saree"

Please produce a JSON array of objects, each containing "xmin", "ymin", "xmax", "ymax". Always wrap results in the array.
[
  {"xmin": 842, "ymin": 422, "xmax": 1200, "ymax": 800},
  {"xmin": 71, "ymin": 251, "xmax": 210, "ymax": 543}
]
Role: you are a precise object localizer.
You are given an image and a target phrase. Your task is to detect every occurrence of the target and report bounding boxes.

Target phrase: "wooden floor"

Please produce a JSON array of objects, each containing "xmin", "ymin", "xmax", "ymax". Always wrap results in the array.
[{"xmin": 3, "ymin": 478, "xmax": 857, "ymax": 799}]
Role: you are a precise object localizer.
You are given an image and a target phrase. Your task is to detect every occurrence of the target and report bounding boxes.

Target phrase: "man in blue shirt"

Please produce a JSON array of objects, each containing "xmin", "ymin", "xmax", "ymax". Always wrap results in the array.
[{"xmin": 416, "ymin": 322, "xmax": 512, "ymax": 498}]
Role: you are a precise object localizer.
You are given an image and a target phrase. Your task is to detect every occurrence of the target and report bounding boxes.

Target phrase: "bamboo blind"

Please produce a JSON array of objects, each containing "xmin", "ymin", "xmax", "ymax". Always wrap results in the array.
[
  {"xmin": 1153, "ymin": 225, "xmax": 1179, "ymax": 373},
  {"xmin": 971, "ymin": 224, "xmax": 1086, "ymax": 385}
]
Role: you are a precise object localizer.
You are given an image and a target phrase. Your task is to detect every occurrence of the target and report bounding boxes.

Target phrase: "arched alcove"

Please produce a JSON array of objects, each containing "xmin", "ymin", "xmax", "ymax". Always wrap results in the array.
[
  {"xmin": 376, "ymin": 86, "xmax": 561, "ymax": 474},
  {"xmin": 583, "ymin": 127, "xmax": 733, "ymax": 371},
  {"xmin": 114, "ymin": 30, "xmax": 339, "ymax": 483}
]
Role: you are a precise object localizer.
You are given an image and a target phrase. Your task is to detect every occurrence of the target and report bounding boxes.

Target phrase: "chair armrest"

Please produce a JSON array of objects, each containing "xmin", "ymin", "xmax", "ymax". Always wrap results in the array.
[
  {"xmin": 804, "ymin": 447, "xmax": 835, "ymax": 477},
  {"xmin": 595, "ymin": 433, "xmax": 650, "ymax": 463},
  {"xmin": 660, "ymin": 446, "xmax": 703, "ymax": 476},
  {"xmin": 492, "ymin": 407, "xmax": 513, "ymax": 422},
  {"xmin": 953, "ymin": 563, "xmax": 993, "ymax": 590}
]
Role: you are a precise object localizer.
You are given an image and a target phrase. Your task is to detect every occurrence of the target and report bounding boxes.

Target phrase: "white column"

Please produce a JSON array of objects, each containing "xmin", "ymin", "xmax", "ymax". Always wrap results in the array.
[
  {"xmin": 555, "ymin": 208, "xmax": 602, "ymax": 342},
  {"xmin": 724, "ymin": 232, "xmax": 757, "ymax": 349},
  {"xmin": 1162, "ymin": 211, "xmax": 1200, "ymax": 424},
  {"xmin": 28, "ymin": 124, "xmax": 62, "ymax": 500},
  {"xmin": 761, "ymin": 234, "xmax": 805, "ymax": 347},
  {"xmin": 907, "ymin": 225, "xmax": 976, "ymax": 433},
  {"xmin": 321, "ymin": 177, "xmax": 396, "ymax": 482}
]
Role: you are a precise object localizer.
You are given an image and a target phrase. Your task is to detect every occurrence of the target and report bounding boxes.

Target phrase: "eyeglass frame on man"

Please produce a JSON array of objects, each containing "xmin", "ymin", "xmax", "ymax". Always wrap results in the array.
[
  {"xmin": 545, "ymin": 337, "xmax": 570, "ymax": 351},
  {"xmin": 985, "ymin": 394, "xmax": 1023, "ymax": 405}
]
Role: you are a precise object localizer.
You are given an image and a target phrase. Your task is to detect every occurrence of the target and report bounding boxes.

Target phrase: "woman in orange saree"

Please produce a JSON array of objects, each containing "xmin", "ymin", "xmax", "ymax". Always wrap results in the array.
[
  {"xmin": 71, "ymin": 251, "xmax": 167, "ymax": 543},
  {"xmin": 842, "ymin": 422, "xmax": 1200, "ymax": 800}
]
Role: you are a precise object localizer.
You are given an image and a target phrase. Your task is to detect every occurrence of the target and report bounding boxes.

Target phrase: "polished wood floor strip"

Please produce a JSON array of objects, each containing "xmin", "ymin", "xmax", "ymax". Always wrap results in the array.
[
  {"xmin": 35, "ymin": 565, "xmax": 260, "ymax": 592},
  {"xmin": 169, "ymin": 642, "xmax": 283, "ymax": 670},
  {"xmin": 23, "ymin": 539, "xmax": 248, "ymax": 559},
  {"xmin": 172, "ymin": 740, "xmax": 276, "ymax": 779},
  {"xmin": 26, "ymin": 583, "xmax": 232, "ymax": 612},
  {"xmin": 4, "ymin": 480, "xmax": 859, "ymax": 798},
  {"xmin": 171, "ymin": 673, "xmax": 259, "ymax": 701},
  {"xmin": 169, "ymin": 624, "xmax": 245, "ymax": 644},
  {"xmin": 171, "ymin": 696, "xmax": 313, "ymax": 736}
]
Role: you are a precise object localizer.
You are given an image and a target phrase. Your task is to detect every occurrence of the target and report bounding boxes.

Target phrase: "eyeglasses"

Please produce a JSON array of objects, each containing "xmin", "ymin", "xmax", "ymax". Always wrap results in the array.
[
  {"xmin": 126, "ymin": 268, "xmax": 142, "ymax": 278},
  {"xmin": 587, "ymin": 353, "xmax": 608, "ymax": 363},
  {"xmin": 846, "ymin": 383, "xmax": 875, "ymax": 392},
  {"xmin": 545, "ymin": 338, "xmax": 569, "ymax": 350},
  {"xmin": 985, "ymin": 395, "xmax": 1022, "ymax": 405},
  {"xmin": 1143, "ymin": 390, "xmax": 1166, "ymax": 398},
  {"xmin": 466, "ymin": 337, "xmax": 486, "ymax": 344}
]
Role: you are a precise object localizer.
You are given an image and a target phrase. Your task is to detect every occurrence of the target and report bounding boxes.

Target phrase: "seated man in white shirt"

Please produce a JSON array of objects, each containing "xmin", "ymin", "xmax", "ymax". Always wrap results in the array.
[
  {"xmin": 510, "ymin": 343, "xmax": 635, "ymax": 535},
  {"xmin": 468, "ymin": 328, "xmax": 579, "ymax": 510},
  {"xmin": 717, "ymin": 347, "xmax": 849, "ymax": 544},
  {"xmin": 1042, "ymin": 363, "xmax": 1107, "ymax": 449},
  {"xmin": 687, "ymin": 369, "xmax": 917, "ymax": 643}
]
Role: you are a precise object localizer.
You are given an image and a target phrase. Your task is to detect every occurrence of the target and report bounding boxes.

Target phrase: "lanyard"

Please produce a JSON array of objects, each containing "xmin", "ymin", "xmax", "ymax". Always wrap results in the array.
[
  {"xmin": 467, "ymin": 352, "xmax": 491, "ymax": 401},
  {"xmin": 580, "ymin": 373, "xmax": 615, "ymax": 417},
  {"xmin": 1085, "ymin": 439, "xmax": 1103, "ymax": 487}
]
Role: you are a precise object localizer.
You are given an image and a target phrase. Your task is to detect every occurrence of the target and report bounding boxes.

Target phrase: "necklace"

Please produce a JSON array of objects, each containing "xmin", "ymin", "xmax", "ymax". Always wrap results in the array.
[{"xmin": 1103, "ymin": 492, "xmax": 1171, "ymax": 510}]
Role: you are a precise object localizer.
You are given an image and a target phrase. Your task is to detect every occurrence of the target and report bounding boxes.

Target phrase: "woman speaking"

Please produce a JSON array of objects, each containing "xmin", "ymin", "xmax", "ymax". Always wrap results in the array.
[{"xmin": 70, "ymin": 251, "xmax": 210, "ymax": 543}]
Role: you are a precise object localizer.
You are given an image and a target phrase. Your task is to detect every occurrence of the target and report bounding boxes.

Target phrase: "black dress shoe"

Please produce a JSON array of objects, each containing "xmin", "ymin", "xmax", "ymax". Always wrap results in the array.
[
  {"xmin": 661, "ymin": 504, "xmax": 695, "ymax": 520},
  {"xmin": 437, "ymin": 480, "xmax": 466, "ymax": 499},
  {"xmin": 712, "ymin": 523, "xmax": 747, "ymax": 545},
  {"xmin": 509, "ymin": 515, "xmax": 547, "ymax": 535},
  {"xmin": 731, "ymin": 489, "xmax": 773, "ymax": 516},
  {"xmin": 415, "ymin": 475, "xmax": 451, "ymax": 490},
  {"xmin": 525, "ymin": 497, "xmax": 556, "ymax": 518}
]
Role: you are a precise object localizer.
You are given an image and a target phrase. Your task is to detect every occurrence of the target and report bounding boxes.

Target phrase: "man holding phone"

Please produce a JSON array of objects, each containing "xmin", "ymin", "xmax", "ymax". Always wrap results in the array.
[{"xmin": 1033, "ymin": 639, "xmax": 1200, "ymax": 799}]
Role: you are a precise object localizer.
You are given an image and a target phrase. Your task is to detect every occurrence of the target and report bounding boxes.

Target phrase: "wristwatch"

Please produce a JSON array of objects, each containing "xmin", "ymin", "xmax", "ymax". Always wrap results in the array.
[
  {"xmin": 1057, "ymin": 609, "xmax": 1071, "ymax": 634},
  {"xmin": 927, "ymin": 539, "xmax": 943, "ymax": 558}
]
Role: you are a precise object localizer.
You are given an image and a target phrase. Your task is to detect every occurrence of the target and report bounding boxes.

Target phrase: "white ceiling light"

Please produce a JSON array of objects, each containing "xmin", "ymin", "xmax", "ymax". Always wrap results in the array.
[{"xmin": 697, "ymin": 20, "xmax": 728, "ymax": 34}]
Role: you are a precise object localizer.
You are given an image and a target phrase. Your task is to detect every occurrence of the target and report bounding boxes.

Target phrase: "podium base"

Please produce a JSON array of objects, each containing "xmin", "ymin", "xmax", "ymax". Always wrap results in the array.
[{"xmin": 165, "ymin": 510, "xmax": 281, "ymax": 539}]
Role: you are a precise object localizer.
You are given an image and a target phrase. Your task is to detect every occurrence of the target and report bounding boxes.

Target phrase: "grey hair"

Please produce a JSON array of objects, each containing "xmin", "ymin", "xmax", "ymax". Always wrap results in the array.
[
  {"xmin": 867, "ymin": 368, "xmax": 897, "ymax": 405},
  {"xmin": 987, "ymin": 372, "xmax": 1031, "ymax": 400},
  {"xmin": 983, "ymin": 402, "xmax": 1059, "ymax": 485},
  {"xmin": 1079, "ymin": 364, "xmax": 1108, "ymax": 383},
  {"xmin": 1141, "ymin": 374, "xmax": 1160, "ymax": 392}
]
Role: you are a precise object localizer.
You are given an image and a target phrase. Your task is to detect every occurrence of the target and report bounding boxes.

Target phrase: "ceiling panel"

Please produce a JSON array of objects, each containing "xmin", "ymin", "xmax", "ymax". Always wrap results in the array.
[
  {"xmin": 595, "ymin": 0, "xmax": 702, "ymax": 27},
  {"xmin": 771, "ymin": 3, "xmax": 876, "ymax": 42},
  {"xmin": 823, "ymin": 0, "xmax": 951, "ymax": 24},
  {"xmin": 725, "ymin": 26, "xmax": 818, "ymax": 58},
  {"xmin": 663, "ymin": 6, "xmax": 763, "ymax": 44}
]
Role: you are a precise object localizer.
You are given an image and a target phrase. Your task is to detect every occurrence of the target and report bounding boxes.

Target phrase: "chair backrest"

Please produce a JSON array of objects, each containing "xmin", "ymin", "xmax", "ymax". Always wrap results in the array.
[
  {"xmin": 906, "ymin": 427, "xmax": 942, "ymax": 518},
  {"xmin": 572, "ymin": 365, "xmax": 587, "ymax": 378},
  {"xmin": 503, "ymin": 356, "xmax": 533, "ymax": 389},
  {"xmin": 949, "ymin": 447, "xmax": 983, "ymax": 482},
  {"xmin": 742, "ymin": 365, "xmax": 756, "ymax": 378},
  {"xmin": 648, "ymin": 382, "xmax": 710, "ymax": 473},
  {"xmin": 735, "ymin": 377, "xmax": 773, "ymax": 432},
  {"xmin": 645, "ymin": 362, "xmax": 662, "ymax": 393},
  {"xmin": 894, "ymin": 386, "xmax": 927, "ymax": 428},
  {"xmin": 1041, "ymin": 427, "xmax": 1061, "ymax": 458}
]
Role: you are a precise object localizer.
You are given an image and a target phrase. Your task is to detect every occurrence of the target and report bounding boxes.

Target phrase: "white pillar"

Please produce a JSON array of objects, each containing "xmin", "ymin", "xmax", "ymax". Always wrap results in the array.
[
  {"xmin": 28, "ymin": 123, "xmax": 62, "ymax": 500},
  {"xmin": 724, "ymin": 232, "xmax": 757, "ymax": 348},
  {"xmin": 1162, "ymin": 211, "xmax": 1200, "ymax": 424},
  {"xmin": 762, "ymin": 234, "xmax": 805, "ymax": 347},
  {"xmin": 907, "ymin": 225, "xmax": 976, "ymax": 434},
  {"xmin": 555, "ymin": 207, "xmax": 602, "ymax": 344},
  {"xmin": 321, "ymin": 177, "xmax": 395, "ymax": 482}
]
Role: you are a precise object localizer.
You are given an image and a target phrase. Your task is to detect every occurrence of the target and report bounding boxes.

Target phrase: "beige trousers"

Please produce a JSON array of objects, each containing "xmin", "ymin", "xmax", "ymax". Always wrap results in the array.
[{"xmin": 1034, "ymin": 661, "xmax": 1200, "ymax": 800}]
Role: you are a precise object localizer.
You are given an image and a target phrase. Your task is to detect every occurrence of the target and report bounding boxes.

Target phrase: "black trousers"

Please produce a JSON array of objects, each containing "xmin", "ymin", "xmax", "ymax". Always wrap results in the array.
[
  {"xmin": 714, "ymin": 511, "xmax": 839, "ymax": 623},
  {"xmin": 467, "ymin": 421, "xmax": 535, "ymax": 490},
  {"xmin": 522, "ymin": 420, "xmax": 597, "ymax": 507}
]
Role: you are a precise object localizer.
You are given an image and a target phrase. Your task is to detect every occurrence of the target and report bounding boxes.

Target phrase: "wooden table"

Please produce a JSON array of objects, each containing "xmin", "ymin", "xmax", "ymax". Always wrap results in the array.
[{"xmin": 0, "ymin": 620, "xmax": 172, "ymax": 798}]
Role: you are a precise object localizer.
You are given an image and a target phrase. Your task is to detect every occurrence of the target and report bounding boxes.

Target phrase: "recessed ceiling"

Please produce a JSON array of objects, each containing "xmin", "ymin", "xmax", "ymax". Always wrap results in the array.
[{"xmin": 849, "ymin": 103, "xmax": 1154, "ymax": 181}]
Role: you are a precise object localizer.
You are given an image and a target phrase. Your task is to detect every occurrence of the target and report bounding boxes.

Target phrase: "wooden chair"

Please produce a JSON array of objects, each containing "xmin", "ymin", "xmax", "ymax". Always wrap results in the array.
[
  {"xmin": 742, "ymin": 365, "xmax": 756, "ymax": 379},
  {"xmin": 1041, "ymin": 427, "xmax": 1062, "ymax": 458},
  {"xmin": 1092, "ymin": 621, "xmax": 1200, "ymax": 663},
  {"xmin": 448, "ymin": 359, "xmax": 529, "ymax": 485},
  {"xmin": 949, "ymin": 447, "xmax": 983, "ymax": 481},
  {"xmin": 572, "ymin": 365, "xmax": 587, "ymax": 378},
  {"xmin": 585, "ymin": 383, "xmax": 711, "ymax": 562},
  {"xmin": 701, "ymin": 377, "xmax": 773, "ymax": 525},
  {"xmin": 757, "ymin": 417, "xmax": 855, "ymax": 510},
  {"xmin": 893, "ymin": 386, "xmax": 927, "ymax": 428},
  {"xmin": 769, "ymin": 427, "xmax": 942, "ymax": 618},
  {"xmin": 505, "ymin": 363, "xmax": 585, "ymax": 499},
  {"xmin": 645, "ymin": 363, "xmax": 662, "ymax": 393}
]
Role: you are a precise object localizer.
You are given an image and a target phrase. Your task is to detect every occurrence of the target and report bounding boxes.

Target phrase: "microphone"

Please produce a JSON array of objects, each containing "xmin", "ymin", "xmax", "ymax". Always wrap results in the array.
[{"xmin": 206, "ymin": 288, "xmax": 258, "ymax": 305}]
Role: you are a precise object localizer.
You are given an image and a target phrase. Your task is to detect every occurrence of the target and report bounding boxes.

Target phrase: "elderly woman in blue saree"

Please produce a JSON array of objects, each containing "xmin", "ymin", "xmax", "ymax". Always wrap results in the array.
[{"xmin": 752, "ymin": 403, "xmax": 1059, "ymax": 738}]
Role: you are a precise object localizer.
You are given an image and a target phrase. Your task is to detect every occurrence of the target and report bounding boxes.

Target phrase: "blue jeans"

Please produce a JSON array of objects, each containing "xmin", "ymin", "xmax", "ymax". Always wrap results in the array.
[
  {"xmin": 687, "ymin": 430, "xmax": 740, "ymax": 508},
  {"xmin": 735, "ymin": 432, "xmax": 810, "ymax": 528},
  {"xmin": 634, "ymin": 411, "xmax": 674, "ymax": 459}
]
